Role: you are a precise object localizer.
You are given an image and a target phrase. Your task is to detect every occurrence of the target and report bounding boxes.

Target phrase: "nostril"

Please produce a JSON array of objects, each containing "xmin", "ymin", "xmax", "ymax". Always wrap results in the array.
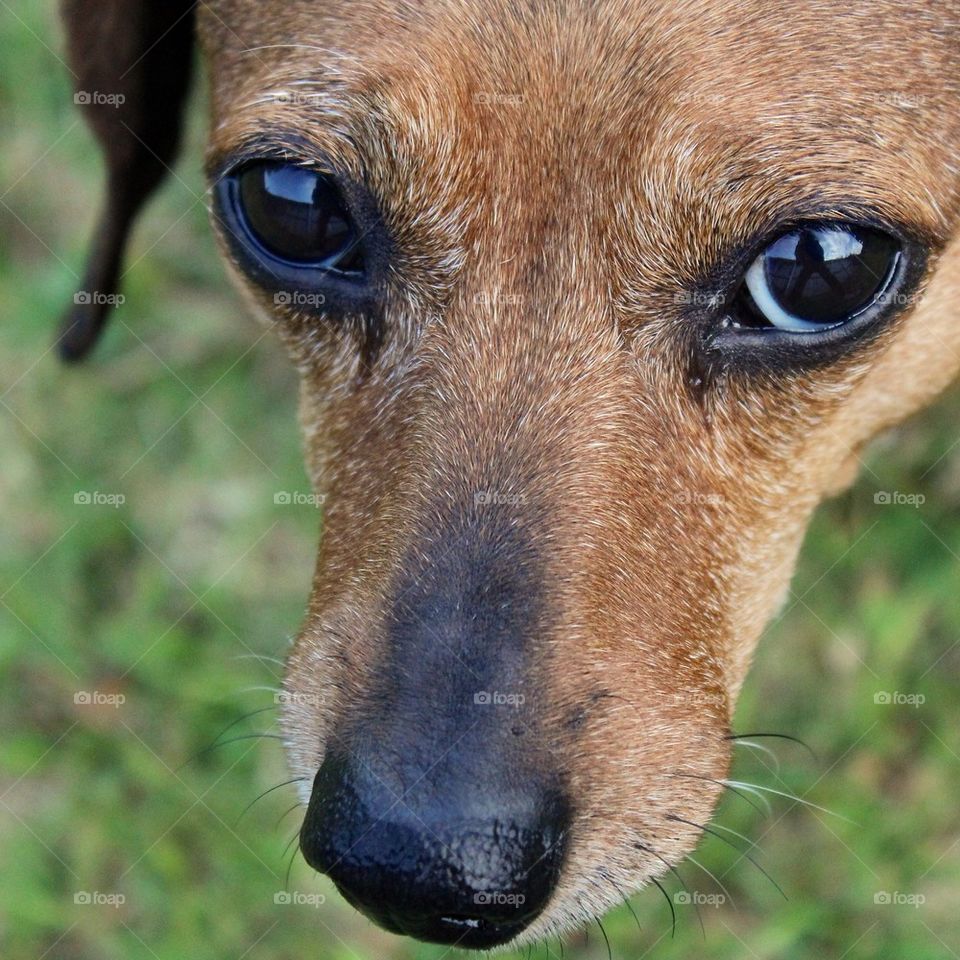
[{"xmin": 300, "ymin": 750, "xmax": 570, "ymax": 948}]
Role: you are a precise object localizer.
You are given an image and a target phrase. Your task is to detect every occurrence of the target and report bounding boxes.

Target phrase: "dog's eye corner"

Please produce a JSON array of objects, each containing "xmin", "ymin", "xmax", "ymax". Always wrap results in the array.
[{"xmin": 729, "ymin": 223, "xmax": 904, "ymax": 334}]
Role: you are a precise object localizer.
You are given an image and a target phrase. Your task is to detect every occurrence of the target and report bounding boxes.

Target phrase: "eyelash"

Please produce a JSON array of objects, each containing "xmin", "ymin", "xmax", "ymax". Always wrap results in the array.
[{"xmin": 698, "ymin": 240, "xmax": 927, "ymax": 375}]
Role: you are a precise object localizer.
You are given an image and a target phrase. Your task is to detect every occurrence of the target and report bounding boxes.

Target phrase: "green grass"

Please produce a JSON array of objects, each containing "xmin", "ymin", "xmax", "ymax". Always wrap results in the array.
[{"xmin": 3, "ymin": 5, "xmax": 960, "ymax": 959}]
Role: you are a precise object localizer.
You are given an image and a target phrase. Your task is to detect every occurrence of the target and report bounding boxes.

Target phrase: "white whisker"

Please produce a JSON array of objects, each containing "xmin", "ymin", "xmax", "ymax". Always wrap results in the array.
[
  {"xmin": 723, "ymin": 780, "xmax": 857, "ymax": 823},
  {"xmin": 233, "ymin": 653, "xmax": 286, "ymax": 668},
  {"xmin": 733, "ymin": 739, "xmax": 781, "ymax": 770},
  {"xmin": 719, "ymin": 779, "xmax": 772, "ymax": 816}
]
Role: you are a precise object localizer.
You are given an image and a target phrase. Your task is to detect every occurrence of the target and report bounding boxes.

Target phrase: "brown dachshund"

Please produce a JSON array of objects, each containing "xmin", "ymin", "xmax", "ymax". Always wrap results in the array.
[{"xmin": 59, "ymin": 0, "xmax": 960, "ymax": 950}]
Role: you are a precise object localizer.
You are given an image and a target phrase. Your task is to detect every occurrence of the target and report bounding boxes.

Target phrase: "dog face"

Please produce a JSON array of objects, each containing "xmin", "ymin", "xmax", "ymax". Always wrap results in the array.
[{"xmin": 62, "ymin": 0, "xmax": 960, "ymax": 950}]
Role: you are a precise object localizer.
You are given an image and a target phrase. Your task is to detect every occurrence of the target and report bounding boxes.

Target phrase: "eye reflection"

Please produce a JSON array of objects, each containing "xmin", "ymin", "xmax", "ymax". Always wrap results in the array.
[{"xmin": 739, "ymin": 224, "xmax": 900, "ymax": 332}]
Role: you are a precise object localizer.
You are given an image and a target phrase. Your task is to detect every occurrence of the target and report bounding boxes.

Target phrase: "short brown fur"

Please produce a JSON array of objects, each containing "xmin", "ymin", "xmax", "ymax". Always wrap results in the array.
[{"xmin": 63, "ymin": 0, "xmax": 960, "ymax": 948}]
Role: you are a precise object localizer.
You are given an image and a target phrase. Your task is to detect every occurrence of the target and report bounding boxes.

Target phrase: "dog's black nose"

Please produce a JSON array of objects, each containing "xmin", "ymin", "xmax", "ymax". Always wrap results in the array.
[{"xmin": 300, "ymin": 749, "xmax": 569, "ymax": 948}]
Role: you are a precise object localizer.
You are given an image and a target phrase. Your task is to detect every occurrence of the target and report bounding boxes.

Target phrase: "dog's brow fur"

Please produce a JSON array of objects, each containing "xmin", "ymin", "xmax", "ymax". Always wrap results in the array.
[{"xmin": 62, "ymin": 0, "xmax": 960, "ymax": 947}]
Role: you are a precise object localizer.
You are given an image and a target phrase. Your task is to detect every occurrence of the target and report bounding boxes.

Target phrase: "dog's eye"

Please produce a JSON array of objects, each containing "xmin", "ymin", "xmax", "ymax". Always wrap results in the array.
[
  {"xmin": 734, "ymin": 224, "xmax": 902, "ymax": 332},
  {"xmin": 224, "ymin": 161, "xmax": 362, "ymax": 273}
]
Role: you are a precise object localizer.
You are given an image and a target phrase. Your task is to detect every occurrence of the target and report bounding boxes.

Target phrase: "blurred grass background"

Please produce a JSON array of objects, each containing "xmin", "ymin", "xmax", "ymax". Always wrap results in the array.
[{"xmin": 3, "ymin": 4, "xmax": 960, "ymax": 959}]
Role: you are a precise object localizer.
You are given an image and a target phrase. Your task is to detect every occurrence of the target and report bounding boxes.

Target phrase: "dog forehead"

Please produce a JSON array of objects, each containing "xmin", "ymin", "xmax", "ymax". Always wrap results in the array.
[
  {"xmin": 200, "ymin": 0, "xmax": 959, "ymax": 236},
  {"xmin": 199, "ymin": 0, "xmax": 958, "ymax": 98}
]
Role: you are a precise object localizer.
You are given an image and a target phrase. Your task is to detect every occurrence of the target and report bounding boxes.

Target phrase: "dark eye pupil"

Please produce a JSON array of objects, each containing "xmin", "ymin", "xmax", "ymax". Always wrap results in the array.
[
  {"xmin": 237, "ymin": 162, "xmax": 358, "ymax": 269},
  {"xmin": 760, "ymin": 225, "xmax": 899, "ymax": 325}
]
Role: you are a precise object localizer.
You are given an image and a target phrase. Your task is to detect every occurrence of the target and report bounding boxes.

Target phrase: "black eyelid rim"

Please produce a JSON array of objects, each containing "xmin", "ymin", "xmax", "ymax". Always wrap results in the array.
[
  {"xmin": 700, "ymin": 234, "xmax": 929, "ymax": 376},
  {"xmin": 208, "ymin": 136, "xmax": 391, "ymax": 316},
  {"xmin": 216, "ymin": 174, "xmax": 359, "ymax": 275},
  {"xmin": 731, "ymin": 226, "xmax": 903, "ymax": 333},
  {"xmin": 673, "ymin": 198, "xmax": 939, "ymax": 377}
]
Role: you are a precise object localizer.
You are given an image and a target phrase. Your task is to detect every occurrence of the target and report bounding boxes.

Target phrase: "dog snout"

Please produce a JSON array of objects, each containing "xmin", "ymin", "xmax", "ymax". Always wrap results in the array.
[
  {"xmin": 296, "ymin": 496, "xmax": 571, "ymax": 945},
  {"xmin": 299, "ymin": 748, "xmax": 569, "ymax": 948}
]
